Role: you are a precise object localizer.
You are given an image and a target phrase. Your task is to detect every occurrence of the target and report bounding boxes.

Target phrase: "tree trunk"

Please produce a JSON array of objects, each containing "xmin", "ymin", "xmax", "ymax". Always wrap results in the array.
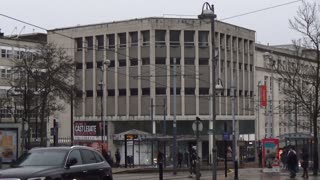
[
  {"xmin": 40, "ymin": 95, "xmax": 47, "ymax": 147},
  {"xmin": 313, "ymin": 47, "xmax": 320, "ymax": 176}
]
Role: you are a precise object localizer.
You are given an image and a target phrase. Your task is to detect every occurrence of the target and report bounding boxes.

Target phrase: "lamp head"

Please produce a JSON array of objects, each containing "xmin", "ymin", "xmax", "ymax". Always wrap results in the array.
[
  {"xmin": 198, "ymin": 2, "xmax": 216, "ymax": 19},
  {"xmin": 103, "ymin": 59, "xmax": 111, "ymax": 66}
]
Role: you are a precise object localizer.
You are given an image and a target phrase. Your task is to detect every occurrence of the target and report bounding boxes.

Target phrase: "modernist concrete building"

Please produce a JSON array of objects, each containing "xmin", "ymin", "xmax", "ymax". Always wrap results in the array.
[{"xmin": 48, "ymin": 17, "xmax": 256, "ymax": 164}]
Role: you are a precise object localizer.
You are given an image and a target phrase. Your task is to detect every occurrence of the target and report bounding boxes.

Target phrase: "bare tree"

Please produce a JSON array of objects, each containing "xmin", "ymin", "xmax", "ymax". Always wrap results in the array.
[
  {"xmin": 12, "ymin": 43, "xmax": 78, "ymax": 147},
  {"xmin": 271, "ymin": 0, "xmax": 320, "ymax": 175}
]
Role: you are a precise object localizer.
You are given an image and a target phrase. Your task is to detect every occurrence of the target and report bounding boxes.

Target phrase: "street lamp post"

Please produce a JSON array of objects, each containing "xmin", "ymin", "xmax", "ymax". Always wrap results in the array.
[
  {"xmin": 99, "ymin": 59, "xmax": 110, "ymax": 151},
  {"xmin": 198, "ymin": 2, "xmax": 217, "ymax": 180},
  {"xmin": 98, "ymin": 81, "xmax": 104, "ymax": 146}
]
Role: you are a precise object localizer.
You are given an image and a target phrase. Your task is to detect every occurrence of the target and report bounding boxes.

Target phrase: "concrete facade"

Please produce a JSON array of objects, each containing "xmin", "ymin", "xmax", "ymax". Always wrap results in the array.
[{"xmin": 48, "ymin": 17, "xmax": 256, "ymax": 162}]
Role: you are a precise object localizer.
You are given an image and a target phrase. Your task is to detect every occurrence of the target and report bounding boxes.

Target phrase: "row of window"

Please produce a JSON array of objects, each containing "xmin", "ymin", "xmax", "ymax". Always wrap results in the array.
[
  {"xmin": 77, "ymin": 59, "xmax": 254, "ymax": 70},
  {"xmin": 75, "ymin": 30, "xmax": 254, "ymax": 52},
  {"xmin": 76, "ymin": 58, "xmax": 212, "ymax": 69},
  {"xmin": 0, "ymin": 69, "xmax": 12, "ymax": 78},
  {"xmin": 1, "ymin": 49, "xmax": 33, "ymax": 59},
  {"xmin": 77, "ymin": 88, "xmax": 254, "ymax": 97}
]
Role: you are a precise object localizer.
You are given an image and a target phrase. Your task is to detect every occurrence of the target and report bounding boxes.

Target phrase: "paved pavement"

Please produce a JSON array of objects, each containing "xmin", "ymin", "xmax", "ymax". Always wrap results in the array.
[{"xmin": 113, "ymin": 168, "xmax": 320, "ymax": 180}]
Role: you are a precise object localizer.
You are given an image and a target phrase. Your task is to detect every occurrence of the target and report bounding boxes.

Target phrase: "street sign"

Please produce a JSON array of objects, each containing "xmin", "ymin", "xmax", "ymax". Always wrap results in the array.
[{"xmin": 223, "ymin": 132, "xmax": 230, "ymax": 141}]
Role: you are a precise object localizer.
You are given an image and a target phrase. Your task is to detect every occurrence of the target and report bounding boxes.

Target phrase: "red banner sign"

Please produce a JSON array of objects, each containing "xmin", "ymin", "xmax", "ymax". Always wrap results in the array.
[{"xmin": 261, "ymin": 85, "xmax": 267, "ymax": 107}]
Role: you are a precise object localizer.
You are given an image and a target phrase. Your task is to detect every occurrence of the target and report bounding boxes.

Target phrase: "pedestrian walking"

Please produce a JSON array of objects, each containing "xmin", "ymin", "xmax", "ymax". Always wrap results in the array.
[
  {"xmin": 301, "ymin": 147, "xmax": 309, "ymax": 178},
  {"xmin": 157, "ymin": 151, "xmax": 164, "ymax": 180},
  {"xmin": 287, "ymin": 146, "xmax": 298, "ymax": 178},
  {"xmin": 115, "ymin": 148, "xmax": 121, "ymax": 168},
  {"xmin": 189, "ymin": 148, "xmax": 197, "ymax": 177},
  {"xmin": 178, "ymin": 151, "xmax": 183, "ymax": 168},
  {"xmin": 184, "ymin": 150, "xmax": 189, "ymax": 167}
]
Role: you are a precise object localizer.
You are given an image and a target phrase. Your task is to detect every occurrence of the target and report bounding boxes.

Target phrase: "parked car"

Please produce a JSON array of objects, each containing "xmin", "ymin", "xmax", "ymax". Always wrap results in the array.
[{"xmin": 0, "ymin": 146, "xmax": 113, "ymax": 180}]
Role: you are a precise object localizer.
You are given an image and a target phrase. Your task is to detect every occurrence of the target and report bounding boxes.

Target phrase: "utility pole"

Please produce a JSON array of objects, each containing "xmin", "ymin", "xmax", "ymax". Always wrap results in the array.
[
  {"xmin": 151, "ymin": 98, "xmax": 155, "ymax": 134},
  {"xmin": 231, "ymin": 83, "xmax": 238, "ymax": 180},
  {"xmin": 163, "ymin": 98, "xmax": 166, "ymax": 136},
  {"xmin": 173, "ymin": 57, "xmax": 177, "ymax": 175}
]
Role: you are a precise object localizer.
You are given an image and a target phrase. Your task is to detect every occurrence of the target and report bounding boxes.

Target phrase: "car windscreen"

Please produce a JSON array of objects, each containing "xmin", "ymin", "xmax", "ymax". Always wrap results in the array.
[{"xmin": 15, "ymin": 149, "xmax": 69, "ymax": 167}]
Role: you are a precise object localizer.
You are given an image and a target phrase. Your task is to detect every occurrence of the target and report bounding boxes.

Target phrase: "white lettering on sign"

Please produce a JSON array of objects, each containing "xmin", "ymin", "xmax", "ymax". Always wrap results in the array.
[{"xmin": 74, "ymin": 122, "xmax": 98, "ymax": 136}]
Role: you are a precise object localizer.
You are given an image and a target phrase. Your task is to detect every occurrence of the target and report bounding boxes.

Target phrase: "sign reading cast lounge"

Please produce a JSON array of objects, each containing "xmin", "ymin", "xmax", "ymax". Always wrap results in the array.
[{"xmin": 74, "ymin": 121, "xmax": 107, "ymax": 141}]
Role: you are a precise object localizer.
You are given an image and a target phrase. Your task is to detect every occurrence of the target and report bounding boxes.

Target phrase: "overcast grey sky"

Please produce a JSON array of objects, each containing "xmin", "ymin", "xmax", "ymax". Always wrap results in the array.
[{"xmin": 0, "ymin": 0, "xmax": 307, "ymax": 45}]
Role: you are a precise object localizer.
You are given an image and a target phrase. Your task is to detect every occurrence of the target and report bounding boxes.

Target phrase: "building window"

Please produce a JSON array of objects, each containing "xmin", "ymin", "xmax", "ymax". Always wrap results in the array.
[
  {"xmin": 156, "ymin": 88, "xmax": 166, "ymax": 95},
  {"xmin": 199, "ymin": 88, "xmax": 209, "ymax": 95},
  {"xmin": 1, "ymin": 69, "xmax": 6, "ymax": 78},
  {"xmin": 184, "ymin": 31, "xmax": 195, "ymax": 46},
  {"xmin": 75, "ymin": 38, "xmax": 83, "ymax": 51},
  {"xmin": 96, "ymin": 35, "xmax": 104, "ymax": 50},
  {"xmin": 97, "ymin": 90, "xmax": 103, "ymax": 97},
  {"xmin": 130, "ymin": 59, "xmax": 138, "ymax": 66},
  {"xmin": 239, "ymin": 63, "xmax": 242, "ymax": 70},
  {"xmin": 155, "ymin": 30, "xmax": 166, "ymax": 46},
  {"xmin": 244, "ymin": 90, "xmax": 248, "ymax": 97},
  {"xmin": 250, "ymin": 91, "xmax": 253, "ymax": 97},
  {"xmin": 107, "ymin": 34, "xmax": 115, "ymax": 49},
  {"xmin": 142, "ymin": 31, "xmax": 150, "ymax": 46},
  {"xmin": 170, "ymin": 30, "xmax": 180, "ymax": 46},
  {"xmin": 227, "ymin": 89, "xmax": 230, "ymax": 96},
  {"xmin": 239, "ymin": 90, "xmax": 242, "ymax": 97},
  {"xmin": 86, "ymin": 90, "xmax": 93, "ymax": 97},
  {"xmin": 119, "ymin": 59, "xmax": 126, "ymax": 67},
  {"xmin": 108, "ymin": 60, "xmax": 115, "ymax": 68},
  {"xmin": 86, "ymin": 62, "xmax": 93, "ymax": 69},
  {"xmin": 244, "ymin": 64, "xmax": 248, "ymax": 71},
  {"xmin": 86, "ymin": 36, "xmax": 93, "ymax": 50},
  {"xmin": 142, "ymin": 88, "xmax": 150, "ymax": 95},
  {"xmin": 118, "ymin": 33, "xmax": 126, "ymax": 48},
  {"xmin": 142, "ymin": 58, "xmax": 150, "ymax": 65},
  {"xmin": 119, "ymin": 89, "xmax": 126, "ymax": 96},
  {"xmin": 76, "ymin": 63, "xmax": 83, "ymax": 69},
  {"xmin": 170, "ymin": 88, "xmax": 181, "ymax": 95},
  {"xmin": 108, "ymin": 89, "xmax": 115, "ymax": 96},
  {"xmin": 130, "ymin": 32, "xmax": 138, "ymax": 47},
  {"xmin": 185, "ymin": 88, "xmax": 195, "ymax": 95},
  {"xmin": 156, "ymin": 58, "xmax": 166, "ymax": 65},
  {"xmin": 185, "ymin": 58, "xmax": 195, "ymax": 65},
  {"xmin": 199, "ymin": 31, "xmax": 209, "ymax": 47},
  {"xmin": 6, "ymin": 69, "xmax": 11, "ymax": 78},
  {"xmin": 227, "ymin": 61, "xmax": 230, "ymax": 68},
  {"xmin": 199, "ymin": 58, "xmax": 209, "ymax": 65},
  {"xmin": 130, "ymin": 88, "xmax": 138, "ymax": 96},
  {"xmin": 170, "ymin": 58, "xmax": 180, "ymax": 65}
]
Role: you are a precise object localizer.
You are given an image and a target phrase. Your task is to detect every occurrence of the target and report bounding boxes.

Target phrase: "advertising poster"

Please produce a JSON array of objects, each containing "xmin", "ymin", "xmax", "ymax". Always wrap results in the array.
[
  {"xmin": 0, "ymin": 128, "xmax": 18, "ymax": 163},
  {"xmin": 73, "ymin": 121, "xmax": 108, "ymax": 152},
  {"xmin": 262, "ymin": 138, "xmax": 280, "ymax": 173}
]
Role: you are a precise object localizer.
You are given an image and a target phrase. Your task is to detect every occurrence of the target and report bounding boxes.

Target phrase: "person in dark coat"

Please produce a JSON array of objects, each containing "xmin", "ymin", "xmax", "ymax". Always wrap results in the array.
[
  {"xmin": 301, "ymin": 148, "xmax": 309, "ymax": 178},
  {"xmin": 184, "ymin": 151, "xmax": 189, "ymax": 167},
  {"xmin": 287, "ymin": 147, "xmax": 298, "ymax": 178},
  {"xmin": 115, "ymin": 148, "xmax": 121, "ymax": 168},
  {"xmin": 178, "ymin": 151, "xmax": 183, "ymax": 168}
]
